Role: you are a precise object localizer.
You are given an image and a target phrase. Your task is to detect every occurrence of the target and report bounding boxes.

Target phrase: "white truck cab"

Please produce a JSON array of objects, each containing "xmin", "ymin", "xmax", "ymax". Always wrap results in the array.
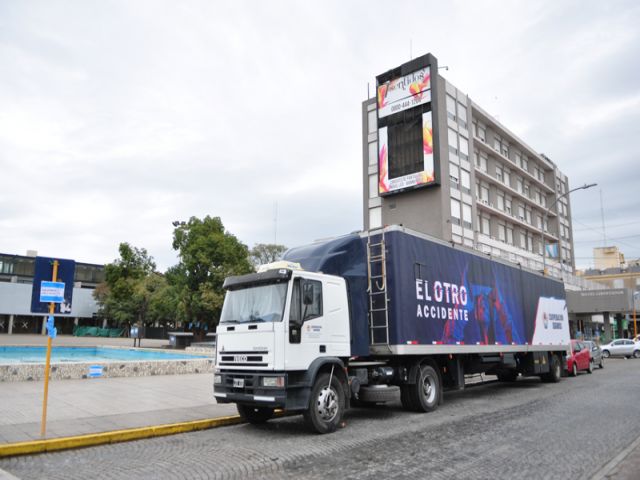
[{"xmin": 213, "ymin": 264, "xmax": 351, "ymax": 432}]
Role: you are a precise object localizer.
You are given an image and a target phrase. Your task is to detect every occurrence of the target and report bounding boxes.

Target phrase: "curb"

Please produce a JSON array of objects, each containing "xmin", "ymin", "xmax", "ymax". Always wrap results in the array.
[
  {"xmin": 0, "ymin": 414, "xmax": 244, "ymax": 459},
  {"xmin": 590, "ymin": 434, "xmax": 640, "ymax": 480}
]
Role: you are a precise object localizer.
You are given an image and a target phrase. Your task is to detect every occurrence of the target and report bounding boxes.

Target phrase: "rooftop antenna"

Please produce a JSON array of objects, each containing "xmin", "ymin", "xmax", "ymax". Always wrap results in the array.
[
  {"xmin": 599, "ymin": 189, "xmax": 607, "ymax": 246},
  {"xmin": 274, "ymin": 201, "xmax": 278, "ymax": 245}
]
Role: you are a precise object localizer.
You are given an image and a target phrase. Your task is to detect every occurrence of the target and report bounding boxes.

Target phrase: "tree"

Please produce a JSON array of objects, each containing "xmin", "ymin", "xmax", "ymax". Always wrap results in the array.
[
  {"xmin": 94, "ymin": 243, "xmax": 157, "ymax": 327},
  {"xmin": 249, "ymin": 243, "xmax": 287, "ymax": 268},
  {"xmin": 171, "ymin": 216, "xmax": 253, "ymax": 333}
]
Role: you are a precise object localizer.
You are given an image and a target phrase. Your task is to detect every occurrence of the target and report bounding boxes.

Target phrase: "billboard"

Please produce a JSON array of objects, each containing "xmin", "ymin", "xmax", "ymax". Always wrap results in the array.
[{"xmin": 376, "ymin": 54, "xmax": 439, "ymax": 196}]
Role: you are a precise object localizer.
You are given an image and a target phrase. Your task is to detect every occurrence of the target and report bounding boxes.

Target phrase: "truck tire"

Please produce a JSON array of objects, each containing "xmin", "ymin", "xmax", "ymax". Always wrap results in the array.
[
  {"xmin": 237, "ymin": 404, "xmax": 274, "ymax": 424},
  {"xmin": 303, "ymin": 372, "xmax": 345, "ymax": 434},
  {"xmin": 358, "ymin": 385, "xmax": 400, "ymax": 404},
  {"xmin": 541, "ymin": 354, "xmax": 562, "ymax": 383},
  {"xmin": 400, "ymin": 385, "xmax": 417, "ymax": 411},
  {"xmin": 408, "ymin": 364, "xmax": 440, "ymax": 413}
]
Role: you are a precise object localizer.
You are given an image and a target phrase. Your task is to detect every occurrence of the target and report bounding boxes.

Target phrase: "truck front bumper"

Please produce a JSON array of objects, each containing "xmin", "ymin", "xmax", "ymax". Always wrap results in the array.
[{"xmin": 214, "ymin": 370, "xmax": 308, "ymax": 410}]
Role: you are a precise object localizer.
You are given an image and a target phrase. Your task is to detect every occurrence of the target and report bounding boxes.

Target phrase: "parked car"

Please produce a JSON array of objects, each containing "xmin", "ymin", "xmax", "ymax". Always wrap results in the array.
[
  {"xmin": 567, "ymin": 340, "xmax": 593, "ymax": 376},
  {"xmin": 600, "ymin": 339, "xmax": 640, "ymax": 358},
  {"xmin": 584, "ymin": 340, "xmax": 604, "ymax": 369}
]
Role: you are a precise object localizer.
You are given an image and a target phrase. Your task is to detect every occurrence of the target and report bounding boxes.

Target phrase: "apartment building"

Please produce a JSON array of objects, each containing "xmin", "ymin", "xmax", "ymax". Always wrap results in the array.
[{"xmin": 362, "ymin": 53, "xmax": 575, "ymax": 278}]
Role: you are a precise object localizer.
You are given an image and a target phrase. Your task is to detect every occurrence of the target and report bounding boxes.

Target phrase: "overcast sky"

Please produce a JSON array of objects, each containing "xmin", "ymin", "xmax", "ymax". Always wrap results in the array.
[{"xmin": 1, "ymin": 0, "xmax": 638, "ymax": 271}]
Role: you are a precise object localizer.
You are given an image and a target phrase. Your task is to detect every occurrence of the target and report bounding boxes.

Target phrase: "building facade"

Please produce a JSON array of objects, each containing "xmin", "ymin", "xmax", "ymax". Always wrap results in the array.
[
  {"xmin": 0, "ymin": 252, "xmax": 104, "ymax": 335},
  {"xmin": 362, "ymin": 53, "xmax": 576, "ymax": 280}
]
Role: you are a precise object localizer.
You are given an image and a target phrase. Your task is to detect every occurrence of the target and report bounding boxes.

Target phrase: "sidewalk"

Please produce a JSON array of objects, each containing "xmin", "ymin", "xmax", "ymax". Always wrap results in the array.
[{"xmin": 0, "ymin": 373, "xmax": 236, "ymax": 444}]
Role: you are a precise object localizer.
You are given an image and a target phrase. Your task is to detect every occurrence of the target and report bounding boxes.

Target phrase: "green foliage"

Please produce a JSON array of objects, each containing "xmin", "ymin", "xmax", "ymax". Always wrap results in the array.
[
  {"xmin": 249, "ymin": 243, "xmax": 287, "ymax": 268},
  {"xmin": 171, "ymin": 216, "xmax": 253, "ymax": 329},
  {"xmin": 94, "ymin": 243, "xmax": 158, "ymax": 326}
]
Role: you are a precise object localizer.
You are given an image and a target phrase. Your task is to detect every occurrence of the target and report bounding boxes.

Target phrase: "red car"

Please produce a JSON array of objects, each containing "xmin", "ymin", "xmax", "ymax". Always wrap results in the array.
[{"xmin": 567, "ymin": 339, "xmax": 593, "ymax": 376}]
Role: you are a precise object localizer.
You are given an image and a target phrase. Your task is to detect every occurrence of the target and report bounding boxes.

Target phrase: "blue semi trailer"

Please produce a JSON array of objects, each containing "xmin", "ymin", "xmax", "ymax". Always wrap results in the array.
[{"xmin": 214, "ymin": 225, "xmax": 570, "ymax": 433}]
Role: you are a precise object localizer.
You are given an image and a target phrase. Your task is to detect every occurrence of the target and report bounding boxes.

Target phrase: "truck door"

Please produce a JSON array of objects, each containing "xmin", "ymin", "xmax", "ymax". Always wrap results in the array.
[{"xmin": 285, "ymin": 276, "xmax": 350, "ymax": 370}]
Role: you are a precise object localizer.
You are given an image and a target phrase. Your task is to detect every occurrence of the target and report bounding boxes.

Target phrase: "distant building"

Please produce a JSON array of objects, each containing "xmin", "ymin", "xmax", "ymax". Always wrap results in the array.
[
  {"xmin": 0, "ymin": 251, "xmax": 104, "ymax": 335},
  {"xmin": 362, "ymin": 53, "xmax": 577, "ymax": 280}
]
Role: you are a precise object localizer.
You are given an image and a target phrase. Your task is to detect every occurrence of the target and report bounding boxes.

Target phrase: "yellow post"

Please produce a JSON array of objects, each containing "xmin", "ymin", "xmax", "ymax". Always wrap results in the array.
[{"xmin": 40, "ymin": 260, "xmax": 59, "ymax": 437}]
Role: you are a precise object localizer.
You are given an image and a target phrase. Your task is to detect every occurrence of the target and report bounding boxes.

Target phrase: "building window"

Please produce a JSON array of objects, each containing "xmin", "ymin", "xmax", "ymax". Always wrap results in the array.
[
  {"xmin": 451, "ymin": 198, "xmax": 461, "ymax": 225},
  {"xmin": 522, "ymin": 156, "xmax": 529, "ymax": 172},
  {"xmin": 514, "ymin": 151, "xmax": 522, "ymax": 168},
  {"xmin": 460, "ymin": 169, "xmax": 471, "ymax": 194},
  {"xmin": 505, "ymin": 196, "xmax": 512, "ymax": 215},
  {"xmin": 501, "ymin": 143, "xmax": 509, "ymax": 158},
  {"xmin": 516, "ymin": 178, "xmax": 523, "ymax": 193},
  {"xmin": 525, "ymin": 208, "xmax": 532, "ymax": 224},
  {"xmin": 496, "ymin": 164, "xmax": 503, "ymax": 183},
  {"xmin": 497, "ymin": 191, "xmax": 505, "ymax": 211},
  {"xmin": 498, "ymin": 223, "xmax": 506, "ymax": 242},
  {"xmin": 368, "ymin": 110, "xmax": 377, "ymax": 134},
  {"xmin": 480, "ymin": 185, "xmax": 490, "ymax": 202},
  {"xmin": 459, "ymin": 136, "xmax": 469, "ymax": 161},
  {"xmin": 506, "ymin": 226, "xmax": 514, "ymax": 245},
  {"xmin": 458, "ymin": 102, "xmax": 467, "ymax": 129},
  {"xmin": 493, "ymin": 134, "xmax": 502, "ymax": 152},
  {"xmin": 462, "ymin": 203, "xmax": 472, "ymax": 228},
  {"xmin": 524, "ymin": 182, "xmax": 530, "ymax": 197},
  {"xmin": 450, "ymin": 165, "xmax": 460, "ymax": 190},
  {"xmin": 519, "ymin": 231, "xmax": 527, "ymax": 249},
  {"xmin": 476, "ymin": 152, "xmax": 488, "ymax": 172},
  {"xmin": 477, "ymin": 124, "xmax": 486, "ymax": 142},
  {"xmin": 518, "ymin": 205, "xmax": 525, "ymax": 221},
  {"xmin": 481, "ymin": 216, "xmax": 491, "ymax": 235},
  {"xmin": 448, "ymin": 128, "xmax": 458, "ymax": 156},
  {"xmin": 503, "ymin": 169, "xmax": 511, "ymax": 188},
  {"xmin": 368, "ymin": 174, "xmax": 378, "ymax": 199},
  {"xmin": 536, "ymin": 214, "xmax": 543, "ymax": 229},
  {"xmin": 446, "ymin": 95, "xmax": 457, "ymax": 122}
]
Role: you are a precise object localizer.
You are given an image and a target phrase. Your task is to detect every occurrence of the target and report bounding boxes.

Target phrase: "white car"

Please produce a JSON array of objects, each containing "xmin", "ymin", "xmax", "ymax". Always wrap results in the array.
[{"xmin": 600, "ymin": 339, "xmax": 640, "ymax": 358}]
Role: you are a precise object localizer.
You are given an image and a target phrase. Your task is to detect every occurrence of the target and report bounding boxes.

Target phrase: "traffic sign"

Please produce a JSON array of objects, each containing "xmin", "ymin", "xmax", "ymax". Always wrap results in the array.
[{"xmin": 30, "ymin": 257, "xmax": 76, "ymax": 314}]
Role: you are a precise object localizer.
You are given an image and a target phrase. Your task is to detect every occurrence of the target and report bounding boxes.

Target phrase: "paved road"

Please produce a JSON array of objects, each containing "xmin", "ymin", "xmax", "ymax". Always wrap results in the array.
[{"xmin": 2, "ymin": 358, "xmax": 639, "ymax": 479}]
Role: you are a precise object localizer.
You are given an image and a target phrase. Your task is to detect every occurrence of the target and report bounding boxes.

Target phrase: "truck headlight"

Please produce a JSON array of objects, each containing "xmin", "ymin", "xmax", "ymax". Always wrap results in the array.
[
  {"xmin": 214, "ymin": 374, "xmax": 222, "ymax": 385},
  {"xmin": 262, "ymin": 376, "xmax": 285, "ymax": 387}
]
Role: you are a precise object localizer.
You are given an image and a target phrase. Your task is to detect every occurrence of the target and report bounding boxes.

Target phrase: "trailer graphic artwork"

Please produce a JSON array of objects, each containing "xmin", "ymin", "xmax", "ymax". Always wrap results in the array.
[{"xmin": 381, "ymin": 230, "xmax": 568, "ymax": 347}]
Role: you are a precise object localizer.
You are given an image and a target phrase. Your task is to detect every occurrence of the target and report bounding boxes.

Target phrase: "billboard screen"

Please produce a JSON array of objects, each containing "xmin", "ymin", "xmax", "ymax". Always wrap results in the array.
[{"xmin": 376, "ymin": 55, "xmax": 438, "ymax": 196}]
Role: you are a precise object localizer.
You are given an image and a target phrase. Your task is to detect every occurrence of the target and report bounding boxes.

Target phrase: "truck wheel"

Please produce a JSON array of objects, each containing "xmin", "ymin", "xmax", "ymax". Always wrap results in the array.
[
  {"xmin": 542, "ymin": 354, "xmax": 561, "ymax": 383},
  {"xmin": 409, "ymin": 364, "xmax": 440, "ymax": 413},
  {"xmin": 400, "ymin": 385, "xmax": 417, "ymax": 411},
  {"xmin": 237, "ymin": 404, "xmax": 274, "ymax": 424},
  {"xmin": 303, "ymin": 372, "xmax": 345, "ymax": 434}
]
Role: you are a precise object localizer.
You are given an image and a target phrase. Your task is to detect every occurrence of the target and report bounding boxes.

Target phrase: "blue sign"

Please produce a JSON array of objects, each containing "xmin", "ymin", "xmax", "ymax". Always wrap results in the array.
[
  {"xmin": 46, "ymin": 315, "xmax": 57, "ymax": 339},
  {"xmin": 30, "ymin": 257, "xmax": 76, "ymax": 314},
  {"xmin": 88, "ymin": 365, "xmax": 103, "ymax": 378},
  {"xmin": 40, "ymin": 281, "xmax": 66, "ymax": 303}
]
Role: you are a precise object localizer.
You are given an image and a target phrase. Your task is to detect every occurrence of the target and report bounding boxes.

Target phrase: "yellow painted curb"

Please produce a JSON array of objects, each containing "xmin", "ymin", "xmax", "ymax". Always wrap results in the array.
[{"xmin": 0, "ymin": 414, "xmax": 244, "ymax": 458}]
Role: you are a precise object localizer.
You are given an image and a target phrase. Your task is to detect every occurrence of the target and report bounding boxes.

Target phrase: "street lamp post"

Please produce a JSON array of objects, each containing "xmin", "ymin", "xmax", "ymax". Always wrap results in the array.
[{"xmin": 541, "ymin": 183, "xmax": 597, "ymax": 276}]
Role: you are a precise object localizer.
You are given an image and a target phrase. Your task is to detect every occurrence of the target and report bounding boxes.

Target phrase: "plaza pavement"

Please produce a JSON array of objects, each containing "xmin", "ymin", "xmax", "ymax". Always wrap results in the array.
[{"xmin": 0, "ymin": 334, "xmax": 236, "ymax": 444}]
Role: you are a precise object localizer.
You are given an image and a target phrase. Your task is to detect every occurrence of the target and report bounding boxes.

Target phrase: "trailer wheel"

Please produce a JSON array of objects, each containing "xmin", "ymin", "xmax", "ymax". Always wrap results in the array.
[
  {"xmin": 409, "ymin": 364, "xmax": 440, "ymax": 413},
  {"xmin": 541, "ymin": 354, "xmax": 562, "ymax": 383},
  {"xmin": 358, "ymin": 385, "xmax": 399, "ymax": 404},
  {"xmin": 303, "ymin": 372, "xmax": 345, "ymax": 434},
  {"xmin": 237, "ymin": 404, "xmax": 274, "ymax": 424}
]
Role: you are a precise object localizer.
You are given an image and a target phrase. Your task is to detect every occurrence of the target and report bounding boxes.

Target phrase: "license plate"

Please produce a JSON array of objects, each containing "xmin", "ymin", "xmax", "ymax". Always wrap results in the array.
[{"xmin": 233, "ymin": 378, "xmax": 244, "ymax": 388}]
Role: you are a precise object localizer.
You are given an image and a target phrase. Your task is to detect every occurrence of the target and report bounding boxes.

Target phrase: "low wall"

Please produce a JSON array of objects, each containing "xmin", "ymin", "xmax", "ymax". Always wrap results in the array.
[{"xmin": 0, "ymin": 358, "xmax": 214, "ymax": 382}]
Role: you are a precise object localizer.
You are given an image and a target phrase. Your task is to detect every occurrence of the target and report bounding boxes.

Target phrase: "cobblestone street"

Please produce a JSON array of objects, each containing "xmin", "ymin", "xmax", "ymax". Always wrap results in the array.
[{"xmin": 2, "ymin": 358, "xmax": 639, "ymax": 480}]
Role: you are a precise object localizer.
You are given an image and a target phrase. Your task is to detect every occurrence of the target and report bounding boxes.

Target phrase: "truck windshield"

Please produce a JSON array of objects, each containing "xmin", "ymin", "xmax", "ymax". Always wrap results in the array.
[{"xmin": 220, "ymin": 283, "xmax": 288, "ymax": 324}]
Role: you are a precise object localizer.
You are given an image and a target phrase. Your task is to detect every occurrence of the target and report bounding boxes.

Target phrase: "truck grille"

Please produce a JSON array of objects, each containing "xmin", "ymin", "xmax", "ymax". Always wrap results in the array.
[{"xmin": 218, "ymin": 350, "xmax": 268, "ymax": 367}]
